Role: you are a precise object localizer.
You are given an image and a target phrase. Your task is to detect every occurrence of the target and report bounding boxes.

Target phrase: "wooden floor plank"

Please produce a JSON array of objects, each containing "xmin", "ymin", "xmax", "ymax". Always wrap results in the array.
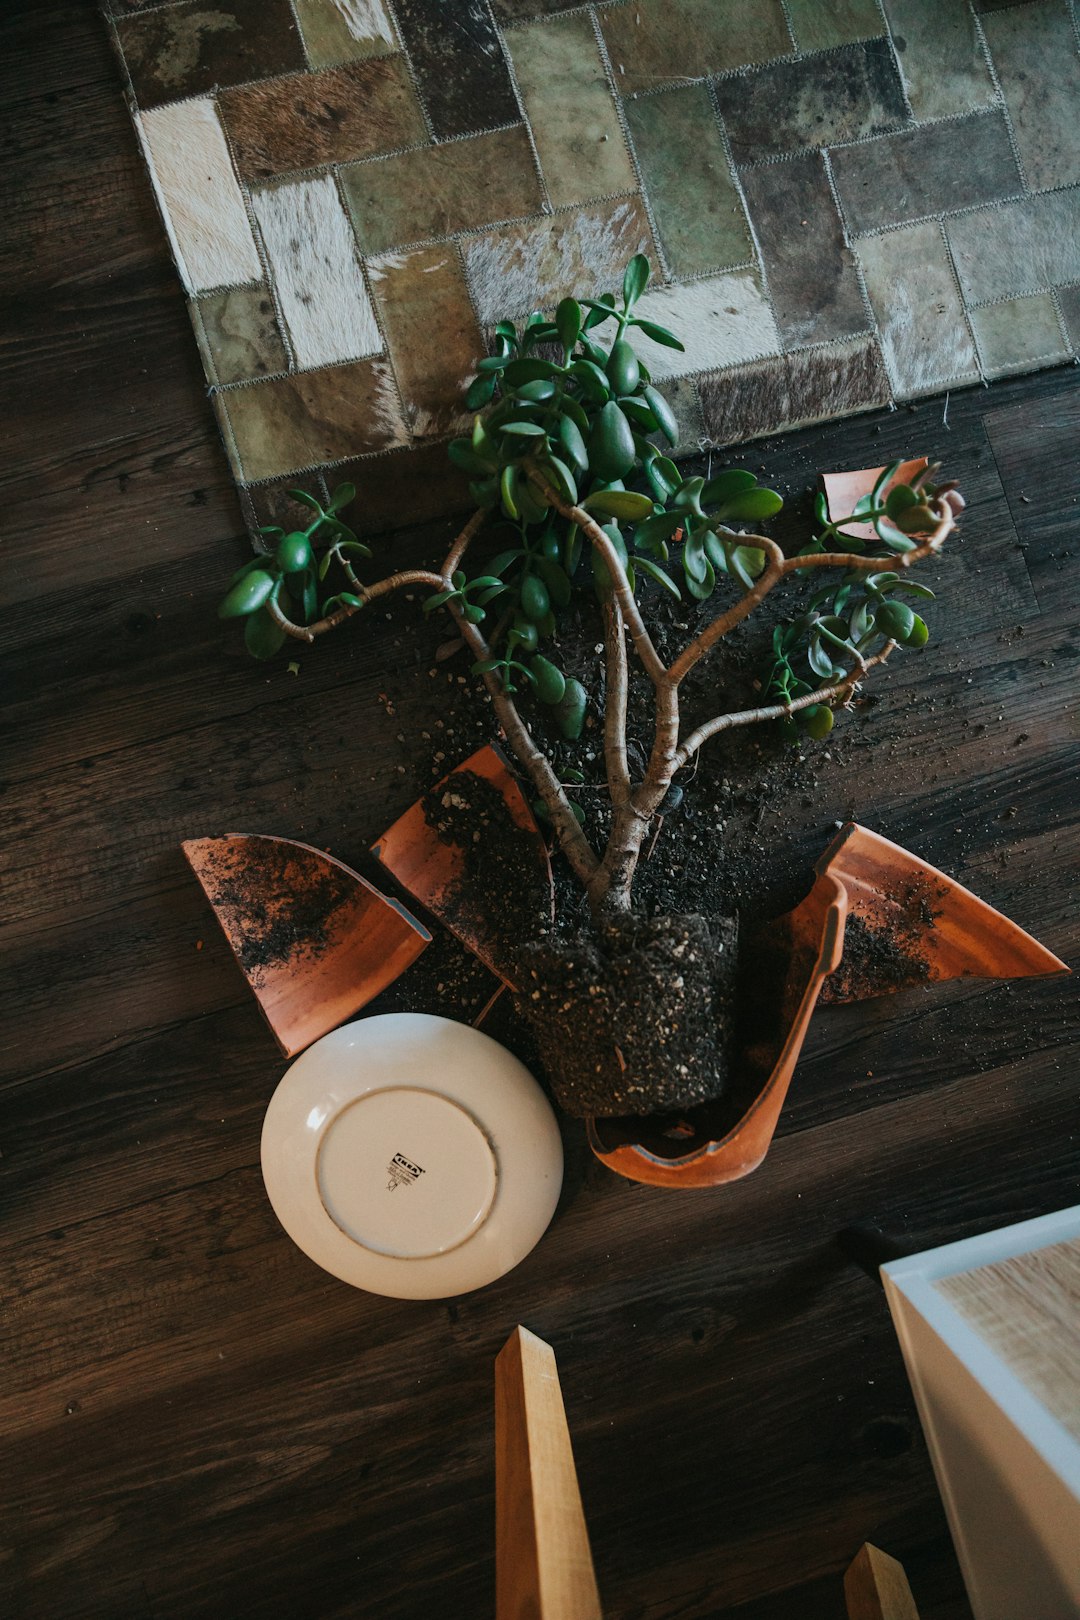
[{"xmin": 2, "ymin": 5, "xmax": 1078, "ymax": 1618}]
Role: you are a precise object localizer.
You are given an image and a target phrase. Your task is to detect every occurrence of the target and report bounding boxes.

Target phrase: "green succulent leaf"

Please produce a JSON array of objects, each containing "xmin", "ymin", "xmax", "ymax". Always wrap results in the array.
[
  {"xmin": 632, "ymin": 318, "xmax": 685, "ymax": 351},
  {"xmin": 634, "ymin": 509, "xmax": 683, "ymax": 554},
  {"xmin": 872, "ymin": 460, "xmax": 903, "ymax": 504},
  {"xmin": 509, "ymin": 618, "xmax": 539, "ymax": 652},
  {"xmin": 873, "ymin": 514, "xmax": 919, "ymax": 553},
  {"xmin": 808, "ymin": 636, "xmax": 841, "ymax": 680},
  {"xmin": 531, "ymin": 654, "xmax": 566, "ymax": 706},
  {"xmin": 218, "ymin": 569, "xmax": 276, "ymax": 619},
  {"xmin": 557, "ymin": 413, "xmax": 589, "ymax": 476},
  {"xmin": 500, "ymin": 420, "xmax": 548, "ymax": 440},
  {"xmin": 537, "ymin": 556, "xmax": 572, "ymax": 609},
  {"xmin": 448, "ymin": 437, "xmax": 497, "ymax": 475},
  {"xmin": 276, "ymin": 532, "xmax": 312, "ymax": 574},
  {"xmin": 885, "ymin": 482, "xmax": 918, "ymax": 519},
  {"xmin": 634, "ymin": 555, "xmax": 681, "ymax": 598},
  {"xmin": 569, "ymin": 357, "xmax": 611, "ymax": 402},
  {"xmin": 800, "ymin": 704, "xmax": 835, "ymax": 740},
  {"xmin": 520, "ymin": 573, "xmax": 551, "ymax": 622},
  {"xmin": 673, "ymin": 475, "xmax": 706, "ymax": 518},
  {"xmin": 464, "ymin": 374, "xmax": 497, "ymax": 409},
  {"xmin": 875, "ymin": 598, "xmax": 916, "ymax": 641},
  {"xmin": 606, "ymin": 338, "xmax": 640, "ymax": 395},
  {"xmin": 544, "ymin": 455, "xmax": 578, "ymax": 506},
  {"xmin": 555, "ymin": 297, "xmax": 582, "ymax": 351},
  {"xmin": 582, "ymin": 489, "xmax": 654, "ymax": 521},
  {"xmin": 701, "ymin": 468, "xmax": 756, "ymax": 506},
  {"xmin": 503, "ymin": 356, "xmax": 564, "ymax": 386},
  {"xmin": 244, "ymin": 606, "xmax": 287, "ymax": 660},
  {"xmin": 589, "ymin": 401, "xmax": 636, "ymax": 480},
  {"xmin": 683, "ymin": 530, "xmax": 708, "ymax": 584},
  {"xmin": 286, "ymin": 488, "xmax": 324, "ymax": 514},
  {"xmin": 642, "ymin": 385, "xmax": 678, "ymax": 445},
  {"xmin": 500, "ymin": 464, "xmax": 521, "ymax": 521},
  {"xmin": 555, "ymin": 677, "xmax": 588, "ymax": 740},
  {"xmin": 327, "ymin": 482, "xmax": 356, "ymax": 513},
  {"xmin": 514, "ymin": 378, "xmax": 558, "ymax": 404},
  {"xmin": 730, "ymin": 544, "xmax": 766, "ymax": 587},
  {"xmin": 684, "ymin": 554, "xmax": 716, "ymax": 602},
  {"xmin": 618, "ymin": 397, "xmax": 659, "ymax": 432},
  {"xmin": 622, "ymin": 253, "xmax": 651, "ymax": 308},
  {"xmin": 714, "ymin": 486, "xmax": 783, "ymax": 522}
]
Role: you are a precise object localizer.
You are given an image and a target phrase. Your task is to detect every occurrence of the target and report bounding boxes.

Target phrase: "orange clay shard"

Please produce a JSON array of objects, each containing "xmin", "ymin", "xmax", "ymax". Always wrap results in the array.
[
  {"xmin": 589, "ymin": 823, "xmax": 1068, "ymax": 1189},
  {"xmin": 371, "ymin": 744, "xmax": 554, "ymax": 990},
  {"xmin": 182, "ymin": 834, "xmax": 430, "ymax": 1057}
]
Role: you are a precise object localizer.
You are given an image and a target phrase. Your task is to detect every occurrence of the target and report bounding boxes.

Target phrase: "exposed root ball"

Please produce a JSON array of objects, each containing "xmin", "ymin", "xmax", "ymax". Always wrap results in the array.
[{"xmin": 515, "ymin": 912, "xmax": 738, "ymax": 1117}]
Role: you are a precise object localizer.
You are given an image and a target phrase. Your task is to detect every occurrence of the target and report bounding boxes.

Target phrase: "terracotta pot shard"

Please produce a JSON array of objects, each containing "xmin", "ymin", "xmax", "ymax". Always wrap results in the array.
[
  {"xmin": 817, "ymin": 822, "xmax": 1069, "ymax": 1003},
  {"xmin": 822, "ymin": 457, "xmax": 928, "ymax": 542},
  {"xmin": 182, "ymin": 834, "xmax": 431, "ymax": 1057},
  {"xmin": 370, "ymin": 743, "xmax": 554, "ymax": 990},
  {"xmin": 589, "ymin": 823, "xmax": 1067, "ymax": 1189},
  {"xmin": 588, "ymin": 871, "xmax": 847, "ymax": 1188}
]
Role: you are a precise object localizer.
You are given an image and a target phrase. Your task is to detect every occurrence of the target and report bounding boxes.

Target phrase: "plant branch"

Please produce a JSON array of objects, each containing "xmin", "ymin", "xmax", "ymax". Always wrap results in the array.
[
  {"xmin": 667, "ymin": 537, "xmax": 786, "ymax": 686},
  {"xmin": 602, "ymin": 597, "xmax": 631, "ymax": 809},
  {"xmin": 529, "ymin": 472, "xmax": 668, "ymax": 685},
  {"xmin": 776, "ymin": 500, "xmax": 956, "ymax": 577},
  {"xmin": 446, "ymin": 600, "xmax": 601, "ymax": 889},
  {"xmin": 673, "ymin": 643, "xmax": 897, "ymax": 769}
]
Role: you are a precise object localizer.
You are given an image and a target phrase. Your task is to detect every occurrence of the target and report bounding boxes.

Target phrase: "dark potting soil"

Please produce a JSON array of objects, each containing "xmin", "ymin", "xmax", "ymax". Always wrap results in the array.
[
  {"xmin": 195, "ymin": 838, "xmax": 359, "ymax": 981},
  {"xmin": 820, "ymin": 874, "xmax": 946, "ymax": 1003},
  {"xmin": 420, "ymin": 766, "xmax": 553, "ymax": 976},
  {"xmin": 515, "ymin": 912, "xmax": 739, "ymax": 1117}
]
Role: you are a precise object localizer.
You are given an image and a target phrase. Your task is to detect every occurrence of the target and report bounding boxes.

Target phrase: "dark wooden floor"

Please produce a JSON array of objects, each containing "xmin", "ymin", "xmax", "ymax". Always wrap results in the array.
[{"xmin": 3, "ymin": 6, "xmax": 1079, "ymax": 1618}]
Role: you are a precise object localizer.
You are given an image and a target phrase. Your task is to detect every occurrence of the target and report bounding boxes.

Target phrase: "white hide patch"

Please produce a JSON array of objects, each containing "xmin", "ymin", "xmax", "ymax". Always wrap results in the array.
[
  {"xmin": 252, "ymin": 176, "xmax": 383, "ymax": 369},
  {"xmin": 858, "ymin": 221, "xmax": 978, "ymax": 395},
  {"xmin": 137, "ymin": 99, "xmax": 261, "ymax": 294},
  {"xmin": 630, "ymin": 273, "xmax": 781, "ymax": 380},
  {"xmin": 330, "ymin": 0, "xmax": 397, "ymax": 47},
  {"xmin": 463, "ymin": 199, "xmax": 653, "ymax": 325}
]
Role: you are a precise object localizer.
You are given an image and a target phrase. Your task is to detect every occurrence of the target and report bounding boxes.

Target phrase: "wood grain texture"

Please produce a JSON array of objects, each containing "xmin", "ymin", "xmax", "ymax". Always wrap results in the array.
[
  {"xmin": 2, "ymin": 7, "xmax": 1079, "ymax": 1619},
  {"xmin": 845, "ymin": 1543, "xmax": 921, "ymax": 1619},
  {"xmin": 937, "ymin": 1237, "xmax": 1080, "ymax": 1442},
  {"xmin": 495, "ymin": 1326, "xmax": 602, "ymax": 1620}
]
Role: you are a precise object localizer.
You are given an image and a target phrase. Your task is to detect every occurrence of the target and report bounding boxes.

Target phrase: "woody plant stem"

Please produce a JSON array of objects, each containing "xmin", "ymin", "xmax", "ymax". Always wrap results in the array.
[{"xmin": 266, "ymin": 480, "xmax": 957, "ymax": 918}]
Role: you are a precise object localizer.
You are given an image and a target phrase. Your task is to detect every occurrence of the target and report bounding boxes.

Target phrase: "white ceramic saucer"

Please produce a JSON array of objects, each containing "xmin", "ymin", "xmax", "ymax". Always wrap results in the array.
[{"xmin": 260, "ymin": 1013, "xmax": 563, "ymax": 1299}]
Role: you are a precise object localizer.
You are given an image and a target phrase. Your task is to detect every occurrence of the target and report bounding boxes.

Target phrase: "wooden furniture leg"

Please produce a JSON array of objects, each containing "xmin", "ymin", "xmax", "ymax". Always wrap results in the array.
[
  {"xmin": 844, "ymin": 1543, "xmax": 921, "ymax": 1620},
  {"xmin": 495, "ymin": 1326, "xmax": 602, "ymax": 1620}
]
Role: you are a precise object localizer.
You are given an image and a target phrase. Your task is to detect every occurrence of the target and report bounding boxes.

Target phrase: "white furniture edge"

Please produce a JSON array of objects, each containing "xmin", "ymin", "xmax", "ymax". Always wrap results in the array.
[{"xmin": 883, "ymin": 1206, "xmax": 1080, "ymax": 1619}]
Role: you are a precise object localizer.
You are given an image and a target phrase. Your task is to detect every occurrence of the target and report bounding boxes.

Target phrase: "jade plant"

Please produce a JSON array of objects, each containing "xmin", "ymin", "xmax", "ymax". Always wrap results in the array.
[{"xmin": 218, "ymin": 256, "xmax": 963, "ymax": 1116}]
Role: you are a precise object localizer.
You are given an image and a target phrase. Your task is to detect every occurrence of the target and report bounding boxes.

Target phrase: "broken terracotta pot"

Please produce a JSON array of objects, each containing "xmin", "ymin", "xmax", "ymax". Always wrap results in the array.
[
  {"xmin": 817, "ymin": 823, "xmax": 1068, "ymax": 1003},
  {"xmin": 822, "ymin": 457, "xmax": 928, "ymax": 541},
  {"xmin": 183, "ymin": 834, "xmax": 431, "ymax": 1057},
  {"xmin": 588, "ymin": 868, "xmax": 848, "ymax": 1188},
  {"xmin": 589, "ymin": 823, "xmax": 1068, "ymax": 1189},
  {"xmin": 371, "ymin": 744, "xmax": 554, "ymax": 989}
]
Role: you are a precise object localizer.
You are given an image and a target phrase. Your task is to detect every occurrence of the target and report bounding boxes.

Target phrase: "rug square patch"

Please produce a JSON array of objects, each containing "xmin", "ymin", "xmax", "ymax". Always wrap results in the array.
[
  {"xmin": 116, "ymin": 0, "xmax": 306, "ymax": 108},
  {"xmin": 220, "ymin": 56, "xmax": 428, "ymax": 181}
]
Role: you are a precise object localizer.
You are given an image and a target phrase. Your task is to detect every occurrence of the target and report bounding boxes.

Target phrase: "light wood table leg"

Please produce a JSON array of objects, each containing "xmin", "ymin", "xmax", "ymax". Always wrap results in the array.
[
  {"xmin": 495, "ymin": 1325, "xmax": 602, "ymax": 1620},
  {"xmin": 844, "ymin": 1543, "xmax": 920, "ymax": 1620}
]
